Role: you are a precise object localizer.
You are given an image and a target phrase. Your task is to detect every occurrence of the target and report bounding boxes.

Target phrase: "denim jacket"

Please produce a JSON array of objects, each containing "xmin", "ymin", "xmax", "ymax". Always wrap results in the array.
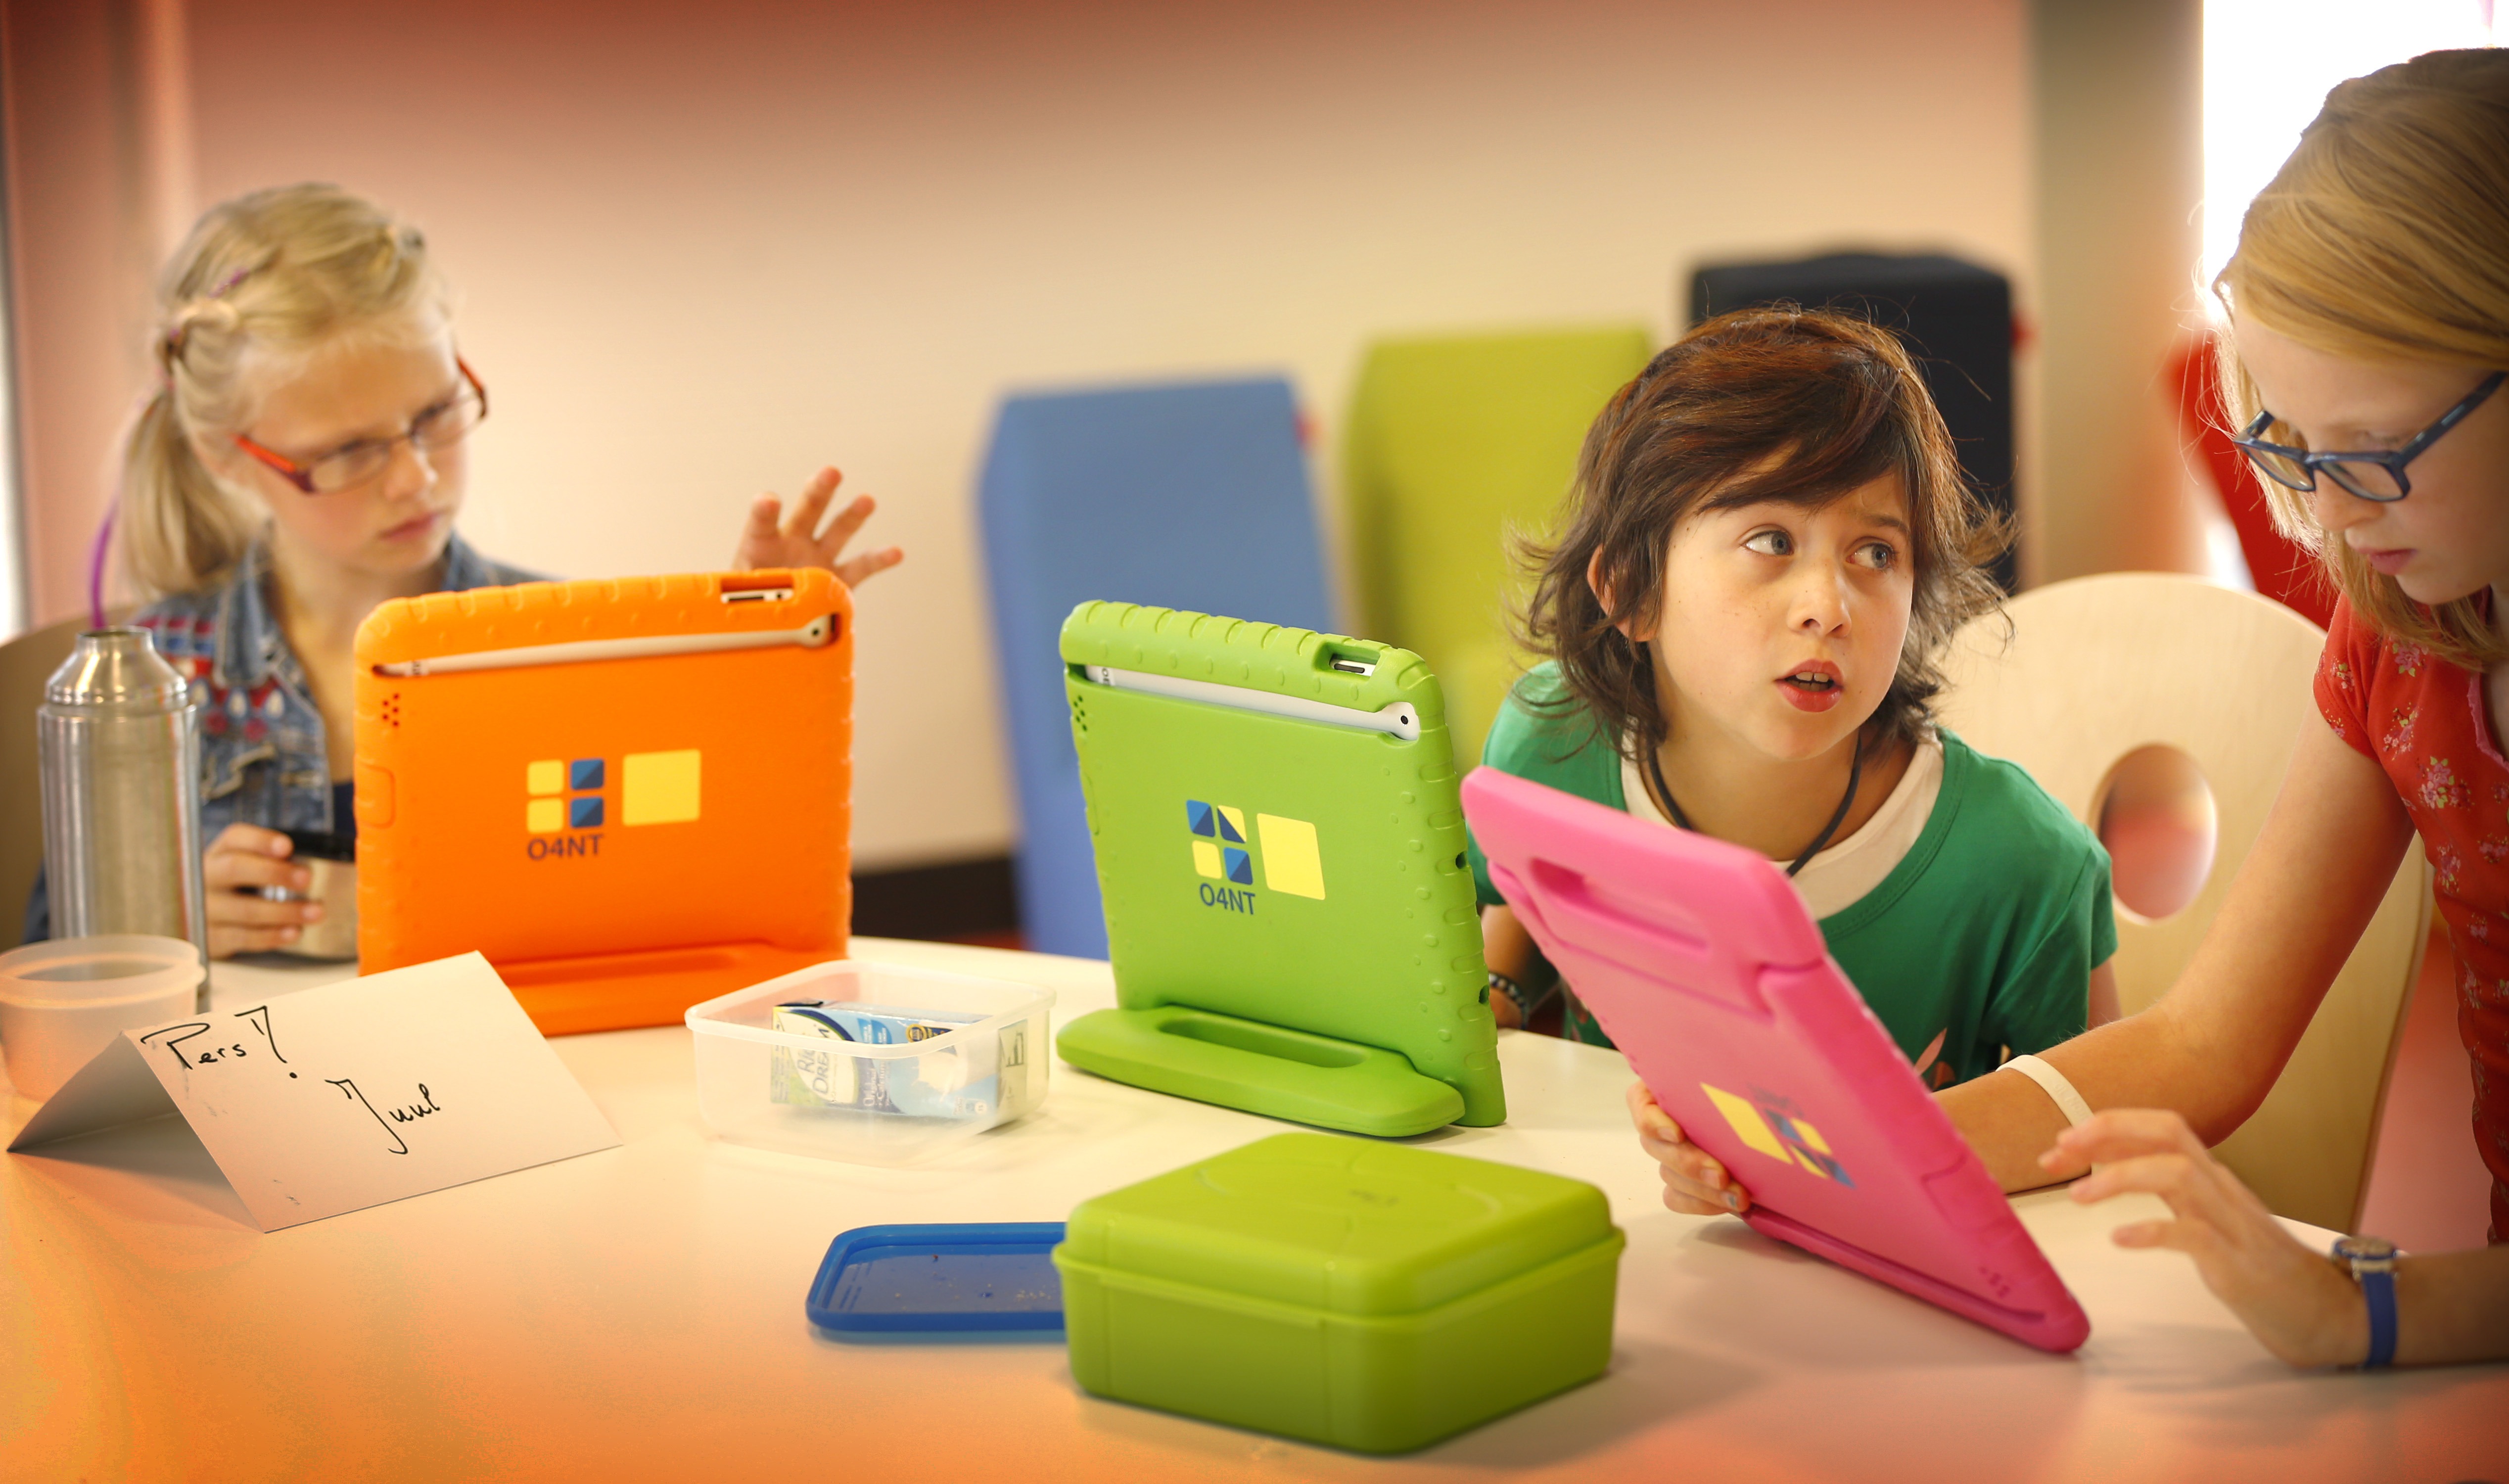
[
  {"xmin": 139, "ymin": 532, "xmax": 543, "ymax": 835},
  {"xmin": 24, "ymin": 532, "xmax": 538, "ymax": 939}
]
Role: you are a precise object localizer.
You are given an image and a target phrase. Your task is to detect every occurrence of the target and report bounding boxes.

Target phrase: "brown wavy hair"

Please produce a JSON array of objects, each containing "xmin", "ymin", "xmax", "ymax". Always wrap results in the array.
[
  {"xmin": 1517, "ymin": 305, "xmax": 2009, "ymax": 760},
  {"xmin": 2214, "ymin": 48, "xmax": 2509, "ymax": 673}
]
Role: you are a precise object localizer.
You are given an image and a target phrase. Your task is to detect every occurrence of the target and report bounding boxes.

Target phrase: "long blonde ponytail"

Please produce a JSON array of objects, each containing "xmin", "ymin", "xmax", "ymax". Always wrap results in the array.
[
  {"xmin": 124, "ymin": 183, "xmax": 451, "ymax": 601},
  {"xmin": 2214, "ymin": 48, "xmax": 2509, "ymax": 672}
]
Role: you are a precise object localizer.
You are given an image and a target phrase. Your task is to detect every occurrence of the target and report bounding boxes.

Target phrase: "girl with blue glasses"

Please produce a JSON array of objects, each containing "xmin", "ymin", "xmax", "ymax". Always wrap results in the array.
[{"xmin": 1637, "ymin": 48, "xmax": 2509, "ymax": 1371}]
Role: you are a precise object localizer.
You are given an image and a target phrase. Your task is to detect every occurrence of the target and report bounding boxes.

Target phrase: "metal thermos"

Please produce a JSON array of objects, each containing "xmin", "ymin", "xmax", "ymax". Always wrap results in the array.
[{"xmin": 39, "ymin": 628, "xmax": 208, "ymax": 1003}]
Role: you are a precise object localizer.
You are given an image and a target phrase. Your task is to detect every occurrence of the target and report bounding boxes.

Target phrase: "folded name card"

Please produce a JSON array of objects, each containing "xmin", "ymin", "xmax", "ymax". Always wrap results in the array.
[{"xmin": 7, "ymin": 952, "xmax": 620, "ymax": 1231}]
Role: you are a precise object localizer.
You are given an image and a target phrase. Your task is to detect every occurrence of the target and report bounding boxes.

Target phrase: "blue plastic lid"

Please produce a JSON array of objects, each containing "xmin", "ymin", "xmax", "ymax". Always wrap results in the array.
[{"xmin": 806, "ymin": 1222, "xmax": 1067, "ymax": 1333}]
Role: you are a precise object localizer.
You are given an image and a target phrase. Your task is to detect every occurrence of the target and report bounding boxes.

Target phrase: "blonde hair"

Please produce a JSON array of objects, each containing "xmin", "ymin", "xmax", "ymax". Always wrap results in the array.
[
  {"xmin": 2214, "ymin": 47, "xmax": 2509, "ymax": 672},
  {"xmin": 125, "ymin": 183, "xmax": 451, "ymax": 600}
]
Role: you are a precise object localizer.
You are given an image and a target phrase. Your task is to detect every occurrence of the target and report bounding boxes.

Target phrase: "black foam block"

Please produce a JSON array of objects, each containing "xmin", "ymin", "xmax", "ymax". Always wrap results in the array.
[{"xmin": 1689, "ymin": 253, "xmax": 2017, "ymax": 593}]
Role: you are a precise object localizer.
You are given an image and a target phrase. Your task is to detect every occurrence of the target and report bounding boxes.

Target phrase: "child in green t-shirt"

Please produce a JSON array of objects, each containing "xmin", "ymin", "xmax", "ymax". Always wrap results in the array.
[{"xmin": 1468, "ymin": 306, "xmax": 2118, "ymax": 1092}]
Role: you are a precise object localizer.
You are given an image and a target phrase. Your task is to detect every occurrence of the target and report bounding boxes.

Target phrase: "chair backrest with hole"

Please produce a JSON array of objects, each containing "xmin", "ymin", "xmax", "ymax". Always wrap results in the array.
[
  {"xmin": 1933, "ymin": 572, "xmax": 2428, "ymax": 1231},
  {"xmin": 0, "ymin": 616, "xmax": 99, "ymax": 952}
]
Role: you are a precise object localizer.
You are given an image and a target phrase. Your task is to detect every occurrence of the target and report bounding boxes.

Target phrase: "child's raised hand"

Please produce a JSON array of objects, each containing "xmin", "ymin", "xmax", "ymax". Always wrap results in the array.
[
  {"xmin": 2052, "ymin": 1108, "xmax": 2366, "ymax": 1366},
  {"xmin": 735, "ymin": 466, "xmax": 905, "ymax": 589},
  {"xmin": 1627, "ymin": 1080, "xmax": 1752, "ymax": 1216}
]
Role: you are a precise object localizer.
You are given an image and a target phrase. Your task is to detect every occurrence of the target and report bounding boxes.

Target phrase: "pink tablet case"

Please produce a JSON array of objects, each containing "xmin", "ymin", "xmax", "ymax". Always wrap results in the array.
[{"xmin": 1462, "ymin": 767, "xmax": 2090, "ymax": 1352}]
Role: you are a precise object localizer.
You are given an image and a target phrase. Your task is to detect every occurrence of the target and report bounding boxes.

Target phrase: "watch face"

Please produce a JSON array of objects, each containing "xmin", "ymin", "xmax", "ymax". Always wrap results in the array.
[{"xmin": 2334, "ymin": 1236, "xmax": 2400, "ymax": 1262}]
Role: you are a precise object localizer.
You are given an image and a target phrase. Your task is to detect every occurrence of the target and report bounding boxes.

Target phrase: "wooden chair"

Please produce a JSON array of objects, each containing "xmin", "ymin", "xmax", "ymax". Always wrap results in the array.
[
  {"xmin": 1933, "ymin": 572, "xmax": 2429, "ymax": 1231},
  {"xmin": 0, "ymin": 615, "xmax": 96, "ymax": 952}
]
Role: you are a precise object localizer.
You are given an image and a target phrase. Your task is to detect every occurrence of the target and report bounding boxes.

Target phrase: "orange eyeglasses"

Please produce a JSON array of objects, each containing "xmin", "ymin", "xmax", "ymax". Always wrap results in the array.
[{"xmin": 234, "ymin": 358, "xmax": 489, "ymax": 495}]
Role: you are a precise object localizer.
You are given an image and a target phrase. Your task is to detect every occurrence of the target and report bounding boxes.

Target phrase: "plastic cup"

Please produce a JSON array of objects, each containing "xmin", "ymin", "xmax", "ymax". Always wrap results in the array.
[{"xmin": 0, "ymin": 935, "xmax": 205, "ymax": 1101}]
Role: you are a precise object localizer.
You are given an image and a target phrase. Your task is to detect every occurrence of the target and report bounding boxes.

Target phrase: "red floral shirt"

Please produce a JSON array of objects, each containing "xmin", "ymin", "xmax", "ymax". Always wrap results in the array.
[{"xmin": 2317, "ymin": 597, "xmax": 2509, "ymax": 1242}]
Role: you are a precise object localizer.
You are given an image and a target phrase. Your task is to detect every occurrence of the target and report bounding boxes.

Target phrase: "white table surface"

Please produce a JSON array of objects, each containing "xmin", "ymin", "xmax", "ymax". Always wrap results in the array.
[{"xmin": 5, "ymin": 938, "xmax": 2503, "ymax": 1482}]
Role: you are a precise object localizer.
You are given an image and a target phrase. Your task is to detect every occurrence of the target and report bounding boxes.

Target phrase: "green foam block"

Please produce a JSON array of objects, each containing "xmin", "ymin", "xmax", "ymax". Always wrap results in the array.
[{"xmin": 1056, "ymin": 1132, "xmax": 1625, "ymax": 1454}]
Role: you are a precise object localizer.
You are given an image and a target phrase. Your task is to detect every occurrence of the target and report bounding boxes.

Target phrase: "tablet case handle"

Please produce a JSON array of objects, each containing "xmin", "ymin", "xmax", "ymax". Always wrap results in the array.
[
  {"xmin": 1466, "ymin": 768, "xmax": 1838, "ymax": 1024},
  {"xmin": 1495, "ymin": 858, "xmax": 1774, "ymax": 1023},
  {"xmin": 1055, "ymin": 1004, "xmax": 1466, "ymax": 1137},
  {"xmin": 1492, "ymin": 856, "xmax": 1787, "ymax": 1025}
]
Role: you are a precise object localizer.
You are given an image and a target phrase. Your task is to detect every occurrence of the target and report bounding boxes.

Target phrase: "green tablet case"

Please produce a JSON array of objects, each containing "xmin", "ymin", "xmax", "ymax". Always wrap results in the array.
[
  {"xmin": 1055, "ymin": 1133, "xmax": 1622, "ymax": 1452},
  {"xmin": 1054, "ymin": 602, "xmax": 1504, "ymax": 1133}
]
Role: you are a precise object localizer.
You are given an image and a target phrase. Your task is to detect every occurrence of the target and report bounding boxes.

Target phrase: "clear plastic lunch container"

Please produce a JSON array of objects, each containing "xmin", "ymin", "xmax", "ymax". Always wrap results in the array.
[{"xmin": 685, "ymin": 961, "xmax": 1053, "ymax": 1165}]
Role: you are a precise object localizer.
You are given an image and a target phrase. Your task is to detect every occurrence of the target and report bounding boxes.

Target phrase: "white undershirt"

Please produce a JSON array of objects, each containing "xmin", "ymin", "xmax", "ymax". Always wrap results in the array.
[{"xmin": 1620, "ymin": 735, "xmax": 1945, "ymax": 920}]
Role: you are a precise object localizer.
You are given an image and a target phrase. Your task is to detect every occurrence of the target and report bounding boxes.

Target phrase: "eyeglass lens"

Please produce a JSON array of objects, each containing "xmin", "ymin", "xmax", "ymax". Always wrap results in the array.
[
  {"xmin": 2238, "ymin": 445, "xmax": 2405, "ymax": 501},
  {"xmin": 2320, "ymin": 459, "xmax": 2405, "ymax": 500},
  {"xmin": 2239, "ymin": 444, "xmax": 2313, "ymax": 492},
  {"xmin": 306, "ymin": 388, "xmax": 486, "ymax": 493}
]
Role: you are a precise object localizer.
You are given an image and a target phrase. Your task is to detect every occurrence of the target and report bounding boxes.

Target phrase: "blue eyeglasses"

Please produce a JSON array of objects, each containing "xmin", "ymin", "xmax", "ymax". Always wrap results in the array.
[{"xmin": 2232, "ymin": 370, "xmax": 2504, "ymax": 502}]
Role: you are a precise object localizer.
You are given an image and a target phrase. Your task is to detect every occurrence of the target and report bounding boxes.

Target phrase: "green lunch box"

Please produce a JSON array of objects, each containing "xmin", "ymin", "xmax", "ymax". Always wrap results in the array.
[{"xmin": 1055, "ymin": 1133, "xmax": 1626, "ymax": 1454}]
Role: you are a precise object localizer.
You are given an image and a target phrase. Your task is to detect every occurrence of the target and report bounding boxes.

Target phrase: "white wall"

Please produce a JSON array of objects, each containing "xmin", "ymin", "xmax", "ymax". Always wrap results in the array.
[{"xmin": 172, "ymin": 0, "xmax": 2029, "ymax": 868}]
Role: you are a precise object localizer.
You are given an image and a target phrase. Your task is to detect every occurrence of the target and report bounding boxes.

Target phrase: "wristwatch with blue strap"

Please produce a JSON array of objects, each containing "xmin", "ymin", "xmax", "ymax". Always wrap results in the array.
[{"xmin": 2330, "ymin": 1235, "xmax": 2399, "ymax": 1369}]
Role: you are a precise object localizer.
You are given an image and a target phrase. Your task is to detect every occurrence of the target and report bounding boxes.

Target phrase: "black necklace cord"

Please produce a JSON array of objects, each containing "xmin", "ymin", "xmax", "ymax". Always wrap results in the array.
[{"xmin": 1644, "ymin": 733, "xmax": 1865, "ymax": 879}]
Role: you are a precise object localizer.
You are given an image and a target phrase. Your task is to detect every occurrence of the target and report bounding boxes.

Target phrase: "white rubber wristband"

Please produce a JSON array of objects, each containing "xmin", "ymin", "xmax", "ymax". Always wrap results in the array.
[{"xmin": 2004, "ymin": 1054, "xmax": 2094, "ymax": 1129}]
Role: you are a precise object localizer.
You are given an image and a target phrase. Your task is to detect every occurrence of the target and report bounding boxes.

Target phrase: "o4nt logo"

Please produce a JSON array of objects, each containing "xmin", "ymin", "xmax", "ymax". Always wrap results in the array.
[
  {"xmin": 1185, "ymin": 798, "xmax": 1326, "ymax": 906},
  {"xmin": 523, "ymin": 750, "xmax": 703, "ymax": 859},
  {"xmin": 1701, "ymin": 1082, "xmax": 1854, "ymax": 1186}
]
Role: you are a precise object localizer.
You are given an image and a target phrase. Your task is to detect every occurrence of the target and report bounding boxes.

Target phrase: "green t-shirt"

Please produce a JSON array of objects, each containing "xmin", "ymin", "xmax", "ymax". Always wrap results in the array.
[{"xmin": 1467, "ymin": 665, "xmax": 2117, "ymax": 1087}]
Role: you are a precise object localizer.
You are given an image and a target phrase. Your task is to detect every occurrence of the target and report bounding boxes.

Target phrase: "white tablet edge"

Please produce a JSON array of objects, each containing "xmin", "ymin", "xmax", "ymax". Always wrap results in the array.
[
  {"xmin": 1080, "ymin": 664, "xmax": 1421, "ymax": 743},
  {"xmin": 373, "ymin": 616, "xmax": 834, "ymax": 677}
]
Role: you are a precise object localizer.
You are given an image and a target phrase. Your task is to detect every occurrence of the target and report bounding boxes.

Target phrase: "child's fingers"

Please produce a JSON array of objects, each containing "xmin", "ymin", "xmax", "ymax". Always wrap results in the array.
[
  {"xmin": 1623, "ymin": 1081, "xmax": 1748, "ymax": 1212},
  {"xmin": 1687, "ymin": 1154, "xmax": 1744, "ymax": 1212},
  {"xmin": 2108, "ymin": 1210, "xmax": 2243, "ymax": 1280},
  {"xmin": 2053, "ymin": 1108, "xmax": 2205, "ymax": 1167},
  {"xmin": 1658, "ymin": 1159, "xmax": 1747, "ymax": 1215},
  {"xmin": 209, "ymin": 891, "xmax": 320, "ymax": 928},
  {"xmin": 833, "ymin": 546, "xmax": 904, "ymax": 590},
  {"xmin": 1659, "ymin": 1169, "xmax": 1736, "ymax": 1217},
  {"xmin": 207, "ymin": 822, "xmax": 292, "ymax": 859},
  {"xmin": 811, "ymin": 492, "xmax": 878, "ymax": 550},
  {"xmin": 782, "ymin": 467, "xmax": 843, "ymax": 537},
  {"xmin": 2108, "ymin": 1217, "xmax": 2175, "ymax": 1250},
  {"xmin": 2071, "ymin": 1152, "xmax": 2252, "ymax": 1251},
  {"xmin": 1636, "ymin": 1135, "xmax": 1741, "ymax": 1210},
  {"xmin": 736, "ymin": 497, "xmax": 788, "ymax": 566},
  {"xmin": 1626, "ymin": 1083, "xmax": 1697, "ymax": 1152},
  {"xmin": 1628, "ymin": 1104, "xmax": 1690, "ymax": 1154},
  {"xmin": 204, "ymin": 843, "xmax": 310, "ymax": 895},
  {"xmin": 2070, "ymin": 1150, "xmax": 2199, "ymax": 1205}
]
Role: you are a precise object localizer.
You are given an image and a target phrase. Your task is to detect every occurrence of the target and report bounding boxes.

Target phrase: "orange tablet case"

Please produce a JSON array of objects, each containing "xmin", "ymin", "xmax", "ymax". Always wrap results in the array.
[{"xmin": 353, "ymin": 569, "xmax": 852, "ymax": 1034}]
